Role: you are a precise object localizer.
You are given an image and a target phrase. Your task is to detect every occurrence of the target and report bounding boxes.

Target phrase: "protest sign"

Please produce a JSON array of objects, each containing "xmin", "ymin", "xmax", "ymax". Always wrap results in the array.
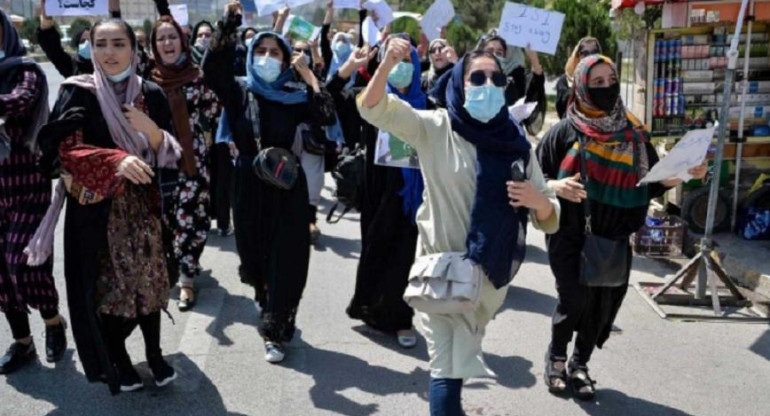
[
  {"xmin": 394, "ymin": 12, "xmax": 421, "ymax": 21},
  {"xmin": 283, "ymin": 15, "xmax": 321, "ymax": 42},
  {"xmin": 375, "ymin": 131, "xmax": 420, "ymax": 169},
  {"xmin": 256, "ymin": 0, "xmax": 315, "ymax": 17},
  {"xmin": 638, "ymin": 125, "xmax": 716, "ymax": 184},
  {"xmin": 498, "ymin": 2, "xmax": 565, "ymax": 55},
  {"xmin": 45, "ymin": 0, "xmax": 108, "ymax": 17},
  {"xmin": 361, "ymin": 16, "xmax": 380, "ymax": 46},
  {"xmin": 287, "ymin": 0, "xmax": 316, "ymax": 8},
  {"xmin": 363, "ymin": 0, "xmax": 394, "ymax": 29},
  {"xmin": 169, "ymin": 4, "xmax": 189, "ymax": 26},
  {"xmin": 420, "ymin": 0, "xmax": 455, "ymax": 42},
  {"xmin": 333, "ymin": 0, "xmax": 360, "ymax": 9}
]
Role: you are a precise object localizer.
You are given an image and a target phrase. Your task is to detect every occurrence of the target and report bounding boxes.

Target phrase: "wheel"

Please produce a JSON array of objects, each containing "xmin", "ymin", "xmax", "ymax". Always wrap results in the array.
[{"xmin": 681, "ymin": 186, "xmax": 731, "ymax": 234}]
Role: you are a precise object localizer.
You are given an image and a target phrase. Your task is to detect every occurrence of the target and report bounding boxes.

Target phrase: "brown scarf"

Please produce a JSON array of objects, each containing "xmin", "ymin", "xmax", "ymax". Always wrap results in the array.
[{"xmin": 150, "ymin": 16, "xmax": 201, "ymax": 176}]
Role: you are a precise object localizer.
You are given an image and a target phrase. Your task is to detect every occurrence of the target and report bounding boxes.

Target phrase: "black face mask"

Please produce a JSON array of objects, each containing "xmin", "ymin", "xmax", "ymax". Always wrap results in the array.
[{"xmin": 588, "ymin": 83, "xmax": 620, "ymax": 113}]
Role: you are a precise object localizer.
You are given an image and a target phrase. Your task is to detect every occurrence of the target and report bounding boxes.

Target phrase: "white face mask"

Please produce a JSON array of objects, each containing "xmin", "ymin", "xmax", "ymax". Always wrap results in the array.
[
  {"xmin": 0, "ymin": 50, "xmax": 6, "ymax": 61},
  {"xmin": 253, "ymin": 55, "xmax": 282, "ymax": 83}
]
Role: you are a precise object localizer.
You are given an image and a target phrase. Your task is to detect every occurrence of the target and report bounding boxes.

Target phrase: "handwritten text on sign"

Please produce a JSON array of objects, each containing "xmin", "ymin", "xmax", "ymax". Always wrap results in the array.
[
  {"xmin": 498, "ymin": 2, "xmax": 565, "ymax": 55},
  {"xmin": 46, "ymin": 0, "xmax": 108, "ymax": 17}
]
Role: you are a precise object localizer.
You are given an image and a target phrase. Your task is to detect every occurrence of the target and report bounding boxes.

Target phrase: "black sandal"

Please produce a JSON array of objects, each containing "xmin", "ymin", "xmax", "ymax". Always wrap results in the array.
[
  {"xmin": 568, "ymin": 361, "xmax": 596, "ymax": 401},
  {"xmin": 544, "ymin": 352, "xmax": 568, "ymax": 394}
]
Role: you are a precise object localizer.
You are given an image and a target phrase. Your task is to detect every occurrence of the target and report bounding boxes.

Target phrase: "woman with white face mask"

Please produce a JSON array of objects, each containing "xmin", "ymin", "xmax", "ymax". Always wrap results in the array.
[
  {"xmin": 189, "ymin": 20, "xmax": 213, "ymax": 65},
  {"xmin": 203, "ymin": 4, "xmax": 335, "ymax": 364},
  {"xmin": 149, "ymin": 16, "xmax": 221, "ymax": 312},
  {"xmin": 359, "ymin": 43, "xmax": 560, "ymax": 415},
  {"xmin": 32, "ymin": 18, "xmax": 182, "ymax": 394}
]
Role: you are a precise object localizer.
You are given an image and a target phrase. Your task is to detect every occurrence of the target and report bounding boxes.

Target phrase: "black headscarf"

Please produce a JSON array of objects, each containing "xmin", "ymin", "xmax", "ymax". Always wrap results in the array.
[{"xmin": 190, "ymin": 20, "xmax": 213, "ymax": 65}]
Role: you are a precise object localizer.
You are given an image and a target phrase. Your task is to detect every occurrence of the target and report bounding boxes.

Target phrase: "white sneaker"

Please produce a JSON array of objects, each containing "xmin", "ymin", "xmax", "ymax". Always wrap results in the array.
[
  {"xmin": 264, "ymin": 342, "xmax": 285, "ymax": 364},
  {"xmin": 397, "ymin": 330, "xmax": 418, "ymax": 349}
]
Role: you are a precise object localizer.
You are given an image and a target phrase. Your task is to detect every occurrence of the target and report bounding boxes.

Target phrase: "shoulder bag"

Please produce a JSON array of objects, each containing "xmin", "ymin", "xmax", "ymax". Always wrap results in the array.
[
  {"xmin": 247, "ymin": 91, "xmax": 300, "ymax": 190},
  {"xmin": 577, "ymin": 137, "xmax": 631, "ymax": 287},
  {"xmin": 403, "ymin": 252, "xmax": 483, "ymax": 314}
]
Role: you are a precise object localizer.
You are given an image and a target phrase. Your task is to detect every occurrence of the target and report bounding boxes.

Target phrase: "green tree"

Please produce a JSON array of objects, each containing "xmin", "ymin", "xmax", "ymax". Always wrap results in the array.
[
  {"xmin": 143, "ymin": 19, "xmax": 154, "ymax": 37},
  {"xmin": 68, "ymin": 18, "xmax": 92, "ymax": 41},
  {"xmin": 19, "ymin": 18, "xmax": 39, "ymax": 45}
]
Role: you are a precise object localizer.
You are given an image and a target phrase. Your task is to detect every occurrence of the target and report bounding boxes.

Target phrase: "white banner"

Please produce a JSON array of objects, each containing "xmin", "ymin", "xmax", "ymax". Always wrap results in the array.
[
  {"xmin": 255, "ymin": 0, "xmax": 315, "ymax": 17},
  {"xmin": 45, "ymin": 0, "xmax": 108, "ymax": 17},
  {"xmin": 420, "ymin": 0, "xmax": 455, "ymax": 42},
  {"xmin": 498, "ymin": 2, "xmax": 565, "ymax": 55}
]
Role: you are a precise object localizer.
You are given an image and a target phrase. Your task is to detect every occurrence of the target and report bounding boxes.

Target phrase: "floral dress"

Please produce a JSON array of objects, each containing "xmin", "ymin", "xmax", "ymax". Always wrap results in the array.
[
  {"xmin": 171, "ymin": 76, "xmax": 220, "ymax": 280},
  {"xmin": 59, "ymin": 93, "xmax": 170, "ymax": 319}
]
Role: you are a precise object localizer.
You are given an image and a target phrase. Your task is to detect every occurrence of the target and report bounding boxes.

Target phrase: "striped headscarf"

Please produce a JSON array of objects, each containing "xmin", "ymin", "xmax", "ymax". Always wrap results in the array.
[{"xmin": 559, "ymin": 55, "xmax": 650, "ymax": 209}]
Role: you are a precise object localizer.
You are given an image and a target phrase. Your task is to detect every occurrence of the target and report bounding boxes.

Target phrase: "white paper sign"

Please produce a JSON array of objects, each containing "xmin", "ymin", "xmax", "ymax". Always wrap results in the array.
[
  {"xmin": 334, "ymin": 0, "xmax": 360, "ymax": 9},
  {"xmin": 362, "ymin": 16, "xmax": 381, "ymax": 47},
  {"xmin": 255, "ymin": 0, "xmax": 315, "ymax": 17},
  {"xmin": 363, "ymin": 0, "xmax": 394, "ymax": 29},
  {"xmin": 169, "ymin": 4, "xmax": 189, "ymax": 26},
  {"xmin": 420, "ymin": 0, "xmax": 455, "ymax": 42},
  {"xmin": 45, "ymin": 0, "xmax": 108, "ymax": 17},
  {"xmin": 508, "ymin": 98, "xmax": 538, "ymax": 123},
  {"xmin": 638, "ymin": 125, "xmax": 716, "ymax": 185},
  {"xmin": 498, "ymin": 2, "xmax": 565, "ymax": 55},
  {"xmin": 375, "ymin": 131, "xmax": 420, "ymax": 169},
  {"xmin": 394, "ymin": 12, "xmax": 421, "ymax": 21}
]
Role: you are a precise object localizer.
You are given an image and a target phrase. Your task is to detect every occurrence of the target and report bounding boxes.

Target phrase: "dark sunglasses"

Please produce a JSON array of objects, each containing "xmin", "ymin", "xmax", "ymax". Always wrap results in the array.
[
  {"xmin": 469, "ymin": 70, "xmax": 507, "ymax": 87},
  {"xmin": 579, "ymin": 49, "xmax": 600, "ymax": 57},
  {"xmin": 429, "ymin": 45, "xmax": 446, "ymax": 55}
]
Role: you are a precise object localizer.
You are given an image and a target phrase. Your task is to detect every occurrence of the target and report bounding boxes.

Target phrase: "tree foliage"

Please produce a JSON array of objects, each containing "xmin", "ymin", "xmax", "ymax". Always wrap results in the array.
[
  {"xmin": 19, "ymin": 18, "xmax": 39, "ymax": 45},
  {"xmin": 68, "ymin": 18, "xmax": 92, "ymax": 41}
]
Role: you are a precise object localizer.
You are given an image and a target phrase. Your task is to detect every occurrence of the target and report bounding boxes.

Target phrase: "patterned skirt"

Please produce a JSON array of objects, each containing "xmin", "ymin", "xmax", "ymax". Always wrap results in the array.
[{"xmin": 0, "ymin": 149, "xmax": 57, "ymax": 313}]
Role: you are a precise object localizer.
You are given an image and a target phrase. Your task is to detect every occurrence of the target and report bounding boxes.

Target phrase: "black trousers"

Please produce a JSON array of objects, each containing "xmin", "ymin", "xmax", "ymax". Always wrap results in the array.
[
  {"xmin": 211, "ymin": 142, "xmax": 233, "ymax": 230},
  {"xmin": 99, "ymin": 312, "xmax": 162, "ymax": 371},
  {"xmin": 5, "ymin": 308, "xmax": 58, "ymax": 340}
]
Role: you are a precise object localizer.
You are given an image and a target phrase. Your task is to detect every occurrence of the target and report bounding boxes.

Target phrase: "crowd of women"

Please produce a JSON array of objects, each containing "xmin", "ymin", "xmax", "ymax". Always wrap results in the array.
[{"xmin": 0, "ymin": 0, "xmax": 708, "ymax": 413}]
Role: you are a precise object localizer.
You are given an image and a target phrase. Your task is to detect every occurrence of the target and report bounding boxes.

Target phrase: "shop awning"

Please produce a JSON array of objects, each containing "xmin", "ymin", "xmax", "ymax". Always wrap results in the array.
[{"xmin": 611, "ymin": 0, "xmax": 688, "ymax": 10}]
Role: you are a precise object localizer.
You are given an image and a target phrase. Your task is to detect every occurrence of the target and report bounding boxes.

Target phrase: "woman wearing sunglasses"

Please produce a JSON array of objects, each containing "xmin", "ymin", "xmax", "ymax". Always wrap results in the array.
[
  {"xmin": 421, "ymin": 38, "xmax": 458, "ymax": 92},
  {"xmin": 555, "ymin": 37, "xmax": 602, "ymax": 119},
  {"xmin": 358, "ymin": 39, "xmax": 560, "ymax": 416}
]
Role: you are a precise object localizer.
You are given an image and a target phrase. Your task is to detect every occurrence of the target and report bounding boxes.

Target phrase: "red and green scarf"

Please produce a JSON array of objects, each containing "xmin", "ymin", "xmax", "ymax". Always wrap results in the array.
[{"xmin": 558, "ymin": 55, "xmax": 650, "ymax": 209}]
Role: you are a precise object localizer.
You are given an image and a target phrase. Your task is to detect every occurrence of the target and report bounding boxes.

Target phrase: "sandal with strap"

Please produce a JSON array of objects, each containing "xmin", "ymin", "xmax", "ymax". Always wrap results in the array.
[
  {"xmin": 569, "ymin": 361, "xmax": 596, "ymax": 401},
  {"xmin": 544, "ymin": 352, "xmax": 568, "ymax": 394}
]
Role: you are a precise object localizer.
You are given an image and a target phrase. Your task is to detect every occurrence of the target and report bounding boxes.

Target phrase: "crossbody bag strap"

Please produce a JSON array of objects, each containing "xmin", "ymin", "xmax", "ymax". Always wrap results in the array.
[
  {"xmin": 578, "ymin": 136, "xmax": 593, "ymax": 235},
  {"xmin": 247, "ymin": 90, "xmax": 262, "ymax": 151}
]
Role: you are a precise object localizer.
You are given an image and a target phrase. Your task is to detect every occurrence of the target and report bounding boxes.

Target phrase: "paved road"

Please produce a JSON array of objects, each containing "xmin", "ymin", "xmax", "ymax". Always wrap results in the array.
[{"xmin": 0, "ymin": 63, "xmax": 768, "ymax": 416}]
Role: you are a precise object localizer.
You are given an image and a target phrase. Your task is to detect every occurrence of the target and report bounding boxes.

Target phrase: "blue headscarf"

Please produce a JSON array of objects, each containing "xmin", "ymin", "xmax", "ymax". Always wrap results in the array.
[
  {"xmin": 386, "ymin": 44, "xmax": 426, "ymax": 225},
  {"xmin": 217, "ymin": 32, "xmax": 308, "ymax": 146},
  {"xmin": 326, "ymin": 32, "xmax": 356, "ymax": 87},
  {"xmin": 446, "ymin": 56, "xmax": 532, "ymax": 289},
  {"xmin": 245, "ymin": 31, "xmax": 308, "ymax": 105}
]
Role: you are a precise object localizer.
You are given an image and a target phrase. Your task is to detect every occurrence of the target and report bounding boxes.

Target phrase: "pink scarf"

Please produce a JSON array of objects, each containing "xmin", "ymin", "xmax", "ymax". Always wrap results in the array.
[{"xmin": 24, "ymin": 53, "xmax": 181, "ymax": 266}]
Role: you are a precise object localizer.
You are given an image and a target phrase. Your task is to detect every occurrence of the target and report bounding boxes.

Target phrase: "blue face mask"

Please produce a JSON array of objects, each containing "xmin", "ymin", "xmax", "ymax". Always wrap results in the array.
[
  {"xmin": 464, "ymin": 84, "xmax": 506, "ymax": 123},
  {"xmin": 0, "ymin": 50, "xmax": 5, "ymax": 61},
  {"xmin": 388, "ymin": 62, "xmax": 414, "ymax": 89},
  {"xmin": 106, "ymin": 65, "xmax": 133, "ymax": 83},
  {"xmin": 254, "ymin": 55, "xmax": 283, "ymax": 83},
  {"xmin": 77, "ymin": 41, "xmax": 91, "ymax": 60},
  {"xmin": 333, "ymin": 41, "xmax": 351, "ymax": 59}
]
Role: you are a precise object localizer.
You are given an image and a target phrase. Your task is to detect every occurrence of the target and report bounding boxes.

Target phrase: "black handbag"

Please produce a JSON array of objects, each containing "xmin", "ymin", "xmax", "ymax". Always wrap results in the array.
[
  {"xmin": 301, "ymin": 127, "xmax": 327, "ymax": 156},
  {"xmin": 247, "ymin": 91, "xmax": 299, "ymax": 190},
  {"xmin": 577, "ymin": 137, "xmax": 631, "ymax": 287}
]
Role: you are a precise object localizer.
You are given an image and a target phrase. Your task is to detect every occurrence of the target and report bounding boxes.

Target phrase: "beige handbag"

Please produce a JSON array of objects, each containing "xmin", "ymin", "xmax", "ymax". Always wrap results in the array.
[{"xmin": 403, "ymin": 252, "xmax": 483, "ymax": 314}]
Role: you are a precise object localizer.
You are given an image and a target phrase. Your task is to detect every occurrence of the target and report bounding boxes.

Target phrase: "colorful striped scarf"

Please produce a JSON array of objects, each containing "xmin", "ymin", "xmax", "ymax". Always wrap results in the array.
[{"xmin": 559, "ymin": 55, "xmax": 650, "ymax": 209}]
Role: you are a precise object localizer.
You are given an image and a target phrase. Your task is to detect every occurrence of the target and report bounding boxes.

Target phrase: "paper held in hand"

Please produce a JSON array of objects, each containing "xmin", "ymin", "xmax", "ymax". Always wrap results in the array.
[
  {"xmin": 45, "ymin": 0, "xmax": 108, "ymax": 17},
  {"xmin": 363, "ymin": 0, "xmax": 394, "ymax": 29},
  {"xmin": 375, "ymin": 131, "xmax": 420, "ymax": 169},
  {"xmin": 169, "ymin": 4, "xmax": 189, "ymax": 27},
  {"xmin": 255, "ymin": 0, "xmax": 315, "ymax": 17},
  {"xmin": 420, "ymin": 0, "xmax": 455, "ymax": 42},
  {"xmin": 508, "ymin": 98, "xmax": 538, "ymax": 124},
  {"xmin": 498, "ymin": 2, "xmax": 565, "ymax": 55},
  {"xmin": 333, "ymin": 0, "xmax": 361, "ymax": 9},
  {"xmin": 638, "ymin": 124, "xmax": 716, "ymax": 185},
  {"xmin": 282, "ymin": 15, "xmax": 321, "ymax": 42}
]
